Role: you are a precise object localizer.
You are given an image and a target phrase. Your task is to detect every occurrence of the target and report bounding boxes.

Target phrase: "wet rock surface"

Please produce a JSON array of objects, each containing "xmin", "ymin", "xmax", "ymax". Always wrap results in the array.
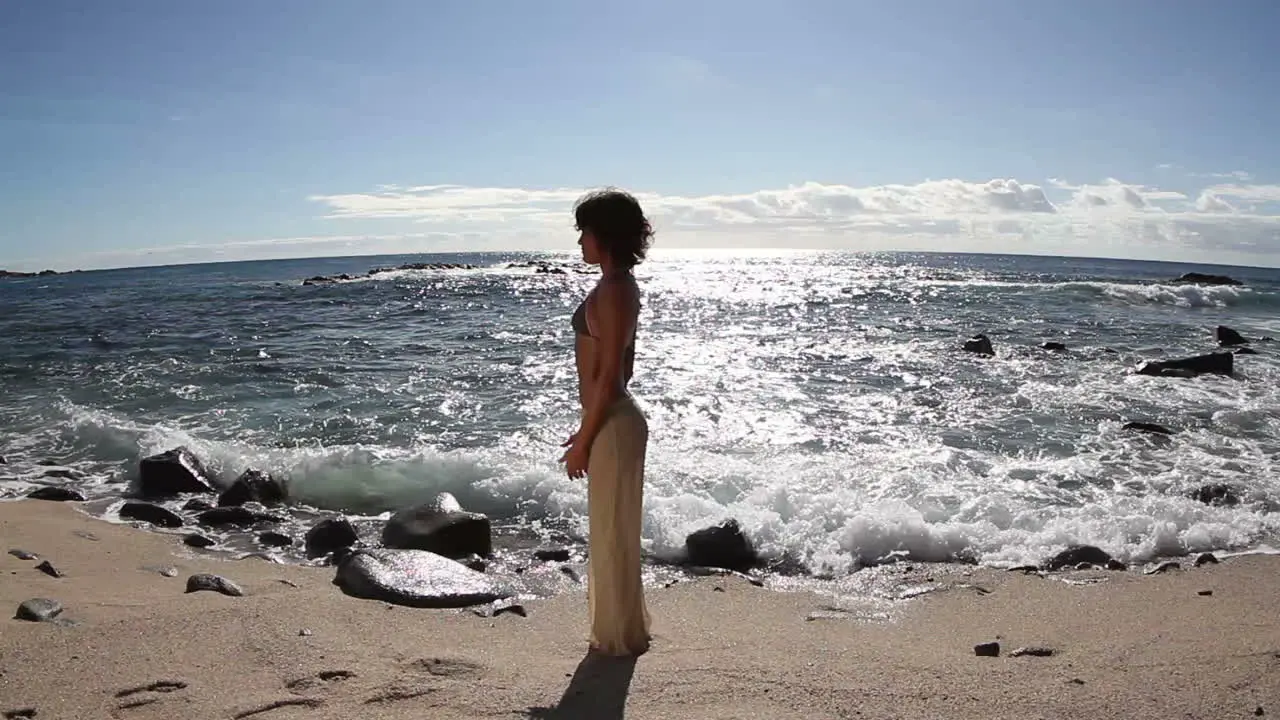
[
  {"xmin": 119, "ymin": 502, "xmax": 185, "ymax": 528},
  {"xmin": 684, "ymin": 519, "xmax": 758, "ymax": 573},
  {"xmin": 333, "ymin": 548, "xmax": 515, "ymax": 608},
  {"xmin": 381, "ymin": 493, "xmax": 492, "ymax": 559},
  {"xmin": 137, "ymin": 447, "xmax": 216, "ymax": 497}
]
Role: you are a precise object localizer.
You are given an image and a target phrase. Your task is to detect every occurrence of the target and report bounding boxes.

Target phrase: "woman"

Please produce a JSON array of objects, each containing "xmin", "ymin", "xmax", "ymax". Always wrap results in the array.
[{"xmin": 559, "ymin": 188, "xmax": 653, "ymax": 657}]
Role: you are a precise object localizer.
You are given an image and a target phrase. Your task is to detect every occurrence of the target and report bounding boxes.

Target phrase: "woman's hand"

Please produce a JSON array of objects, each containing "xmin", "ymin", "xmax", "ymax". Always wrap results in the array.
[{"xmin": 560, "ymin": 432, "xmax": 589, "ymax": 479}]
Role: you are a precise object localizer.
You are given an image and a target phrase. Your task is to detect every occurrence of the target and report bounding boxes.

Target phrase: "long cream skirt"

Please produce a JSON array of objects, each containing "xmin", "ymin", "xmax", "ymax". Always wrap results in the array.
[{"xmin": 585, "ymin": 394, "xmax": 652, "ymax": 656}]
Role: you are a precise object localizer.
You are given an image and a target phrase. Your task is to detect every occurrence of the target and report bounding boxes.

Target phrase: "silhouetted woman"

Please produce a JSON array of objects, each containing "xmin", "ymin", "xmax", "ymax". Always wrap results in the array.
[{"xmin": 559, "ymin": 188, "xmax": 653, "ymax": 656}]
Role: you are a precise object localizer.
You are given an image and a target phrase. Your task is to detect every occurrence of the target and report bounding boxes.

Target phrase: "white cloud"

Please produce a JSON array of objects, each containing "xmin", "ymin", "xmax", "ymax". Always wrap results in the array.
[{"xmin": 305, "ymin": 176, "xmax": 1280, "ymax": 267}]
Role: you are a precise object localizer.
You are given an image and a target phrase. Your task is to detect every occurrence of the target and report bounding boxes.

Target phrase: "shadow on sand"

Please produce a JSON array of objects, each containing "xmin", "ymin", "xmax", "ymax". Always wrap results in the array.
[{"xmin": 525, "ymin": 651, "xmax": 638, "ymax": 719}]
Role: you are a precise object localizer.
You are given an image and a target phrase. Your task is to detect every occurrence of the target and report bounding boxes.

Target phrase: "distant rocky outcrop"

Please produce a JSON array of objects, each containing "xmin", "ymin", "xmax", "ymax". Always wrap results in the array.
[
  {"xmin": 1172, "ymin": 272, "xmax": 1242, "ymax": 286},
  {"xmin": 0, "ymin": 269, "xmax": 61, "ymax": 279},
  {"xmin": 302, "ymin": 262, "xmax": 478, "ymax": 285}
]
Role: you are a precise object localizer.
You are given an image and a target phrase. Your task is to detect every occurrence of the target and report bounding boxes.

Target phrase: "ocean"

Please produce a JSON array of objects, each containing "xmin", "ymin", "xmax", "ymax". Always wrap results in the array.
[{"xmin": 2, "ymin": 249, "xmax": 1278, "ymax": 581}]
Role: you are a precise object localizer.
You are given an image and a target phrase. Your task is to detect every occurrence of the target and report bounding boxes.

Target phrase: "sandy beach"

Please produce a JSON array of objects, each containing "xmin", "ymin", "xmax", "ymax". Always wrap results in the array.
[{"xmin": 2, "ymin": 499, "xmax": 1277, "ymax": 720}]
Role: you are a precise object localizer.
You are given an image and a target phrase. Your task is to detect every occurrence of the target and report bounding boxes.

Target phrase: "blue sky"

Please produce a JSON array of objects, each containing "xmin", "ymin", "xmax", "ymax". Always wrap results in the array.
[{"xmin": 3, "ymin": 0, "xmax": 1280, "ymax": 270}]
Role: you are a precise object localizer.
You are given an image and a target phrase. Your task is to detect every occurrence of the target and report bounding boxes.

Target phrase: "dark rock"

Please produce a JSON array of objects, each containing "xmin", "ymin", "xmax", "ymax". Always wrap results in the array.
[
  {"xmin": 182, "ymin": 498, "xmax": 215, "ymax": 512},
  {"xmin": 1237, "ymin": 347, "xmax": 1259, "ymax": 355},
  {"xmin": 1010, "ymin": 646, "xmax": 1055, "ymax": 657},
  {"xmin": 1006, "ymin": 565, "xmax": 1041, "ymax": 574},
  {"xmin": 41, "ymin": 469, "xmax": 79, "ymax": 480},
  {"xmin": 304, "ymin": 517, "xmax": 359, "ymax": 559},
  {"xmin": 333, "ymin": 548, "xmax": 515, "ymax": 608},
  {"xmin": 35, "ymin": 561, "xmax": 63, "ymax": 578},
  {"xmin": 1144, "ymin": 561, "xmax": 1181, "ymax": 575},
  {"xmin": 1135, "ymin": 352, "xmax": 1233, "ymax": 378},
  {"xmin": 26, "ymin": 486, "xmax": 87, "ymax": 502},
  {"xmin": 119, "ymin": 501, "xmax": 185, "ymax": 528},
  {"xmin": 1106, "ymin": 559, "xmax": 1129, "ymax": 571},
  {"xmin": 1216, "ymin": 325, "xmax": 1249, "ymax": 347},
  {"xmin": 8, "ymin": 549, "xmax": 38, "ymax": 560},
  {"xmin": 138, "ymin": 447, "xmax": 215, "ymax": 497},
  {"xmin": 1198, "ymin": 589, "xmax": 1213, "ymax": 596},
  {"xmin": 1194, "ymin": 552, "xmax": 1219, "ymax": 567},
  {"xmin": 534, "ymin": 547, "xmax": 571, "ymax": 562},
  {"xmin": 0, "ymin": 455, "xmax": 6, "ymax": 464},
  {"xmin": 1122, "ymin": 421, "xmax": 1175, "ymax": 436},
  {"xmin": 3, "ymin": 708, "xmax": 36, "ymax": 719},
  {"xmin": 381, "ymin": 492, "xmax": 492, "ymax": 559},
  {"xmin": 1074, "ymin": 562, "xmax": 1095, "ymax": 571},
  {"xmin": 1255, "ymin": 706, "xmax": 1265, "ymax": 716},
  {"xmin": 963, "ymin": 334, "xmax": 995, "ymax": 356},
  {"xmin": 1188, "ymin": 484, "xmax": 1240, "ymax": 507},
  {"xmin": 974, "ymin": 642, "xmax": 1000, "ymax": 657},
  {"xmin": 185, "ymin": 573, "xmax": 244, "ymax": 596},
  {"xmin": 1041, "ymin": 342, "xmax": 1068, "ymax": 352},
  {"xmin": 684, "ymin": 519, "xmax": 758, "ymax": 573},
  {"xmin": 459, "ymin": 553, "xmax": 487, "ymax": 572},
  {"xmin": 1042, "ymin": 545, "xmax": 1113, "ymax": 571},
  {"xmin": 15, "ymin": 598, "xmax": 62, "ymax": 622},
  {"xmin": 197, "ymin": 506, "xmax": 285, "ymax": 528},
  {"xmin": 183, "ymin": 533, "xmax": 216, "ymax": 548},
  {"xmin": 257, "ymin": 532, "xmax": 293, "ymax": 548},
  {"xmin": 1173, "ymin": 273, "xmax": 1241, "ymax": 286},
  {"xmin": 217, "ymin": 469, "xmax": 286, "ymax": 507}
]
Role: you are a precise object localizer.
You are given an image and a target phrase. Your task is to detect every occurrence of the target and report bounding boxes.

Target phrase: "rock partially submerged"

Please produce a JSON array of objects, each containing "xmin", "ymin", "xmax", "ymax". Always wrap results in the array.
[
  {"xmin": 119, "ymin": 501, "xmax": 185, "ymax": 528},
  {"xmin": 333, "ymin": 548, "xmax": 514, "ymax": 608},
  {"xmin": 1189, "ymin": 484, "xmax": 1240, "ymax": 507},
  {"xmin": 26, "ymin": 486, "xmax": 87, "ymax": 502},
  {"xmin": 197, "ymin": 505, "xmax": 286, "ymax": 528},
  {"xmin": 1122, "ymin": 421, "xmax": 1175, "ymax": 436},
  {"xmin": 305, "ymin": 517, "xmax": 360, "ymax": 559},
  {"xmin": 1173, "ymin": 272, "xmax": 1242, "ymax": 286},
  {"xmin": 1042, "ymin": 545, "xmax": 1115, "ymax": 572},
  {"xmin": 217, "ymin": 469, "xmax": 286, "ymax": 507},
  {"xmin": 1135, "ymin": 352, "xmax": 1233, "ymax": 378},
  {"xmin": 138, "ymin": 447, "xmax": 216, "ymax": 497},
  {"xmin": 1216, "ymin": 325, "xmax": 1249, "ymax": 347},
  {"xmin": 381, "ymin": 492, "xmax": 491, "ymax": 559},
  {"xmin": 684, "ymin": 519, "xmax": 758, "ymax": 573},
  {"xmin": 963, "ymin": 334, "xmax": 995, "ymax": 356}
]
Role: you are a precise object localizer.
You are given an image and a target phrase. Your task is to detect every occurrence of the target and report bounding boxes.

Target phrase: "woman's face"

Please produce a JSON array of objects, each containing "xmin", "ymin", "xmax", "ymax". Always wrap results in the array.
[{"xmin": 577, "ymin": 227, "xmax": 603, "ymax": 265}]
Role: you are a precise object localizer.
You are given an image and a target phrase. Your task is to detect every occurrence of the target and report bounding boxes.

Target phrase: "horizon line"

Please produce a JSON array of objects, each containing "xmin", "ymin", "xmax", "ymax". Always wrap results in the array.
[{"xmin": 3, "ymin": 247, "xmax": 1280, "ymax": 276}]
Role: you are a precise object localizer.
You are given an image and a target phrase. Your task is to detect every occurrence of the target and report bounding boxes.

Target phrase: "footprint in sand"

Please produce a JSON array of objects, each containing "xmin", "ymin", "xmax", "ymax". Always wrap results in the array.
[
  {"xmin": 114, "ymin": 679, "xmax": 188, "ymax": 711},
  {"xmin": 284, "ymin": 670, "xmax": 356, "ymax": 695},
  {"xmin": 231, "ymin": 698, "xmax": 324, "ymax": 719},
  {"xmin": 406, "ymin": 657, "xmax": 485, "ymax": 678}
]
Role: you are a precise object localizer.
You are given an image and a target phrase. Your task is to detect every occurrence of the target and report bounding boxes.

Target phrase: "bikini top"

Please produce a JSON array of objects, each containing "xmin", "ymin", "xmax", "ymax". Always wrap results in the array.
[{"xmin": 572, "ymin": 296, "xmax": 637, "ymax": 381}]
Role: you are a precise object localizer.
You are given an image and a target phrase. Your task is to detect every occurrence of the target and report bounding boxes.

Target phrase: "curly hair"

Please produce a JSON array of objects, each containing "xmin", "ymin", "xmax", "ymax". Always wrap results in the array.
[{"xmin": 573, "ymin": 188, "xmax": 654, "ymax": 268}]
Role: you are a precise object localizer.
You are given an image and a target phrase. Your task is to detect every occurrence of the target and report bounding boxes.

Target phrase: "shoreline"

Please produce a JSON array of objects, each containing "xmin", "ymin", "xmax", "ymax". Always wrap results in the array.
[{"xmin": 3, "ymin": 499, "xmax": 1279, "ymax": 719}]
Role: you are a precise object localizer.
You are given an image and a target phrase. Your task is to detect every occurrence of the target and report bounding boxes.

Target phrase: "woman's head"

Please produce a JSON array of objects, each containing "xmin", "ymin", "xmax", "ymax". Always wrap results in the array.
[{"xmin": 574, "ymin": 188, "xmax": 653, "ymax": 269}]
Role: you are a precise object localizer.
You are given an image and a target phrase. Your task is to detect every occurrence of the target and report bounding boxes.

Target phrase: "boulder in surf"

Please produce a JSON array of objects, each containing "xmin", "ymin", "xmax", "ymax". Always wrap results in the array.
[
  {"xmin": 381, "ymin": 492, "xmax": 492, "ymax": 559},
  {"xmin": 138, "ymin": 447, "xmax": 216, "ymax": 497}
]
